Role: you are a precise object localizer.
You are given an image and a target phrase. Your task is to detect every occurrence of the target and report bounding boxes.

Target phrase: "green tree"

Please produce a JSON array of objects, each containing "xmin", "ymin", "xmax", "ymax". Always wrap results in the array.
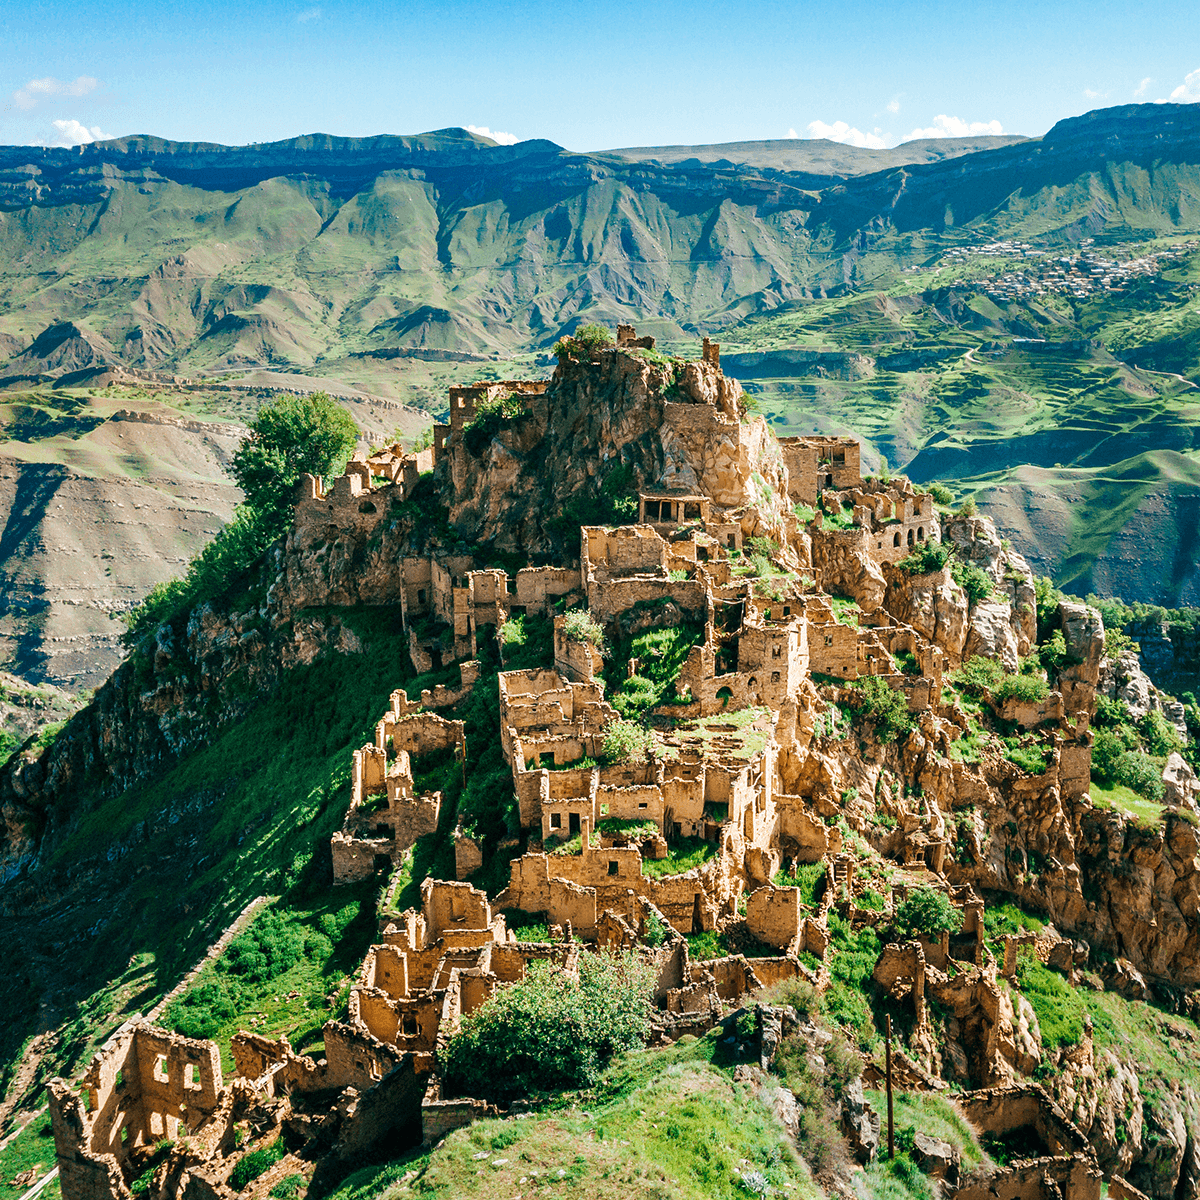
[{"xmin": 231, "ymin": 393, "xmax": 358, "ymax": 518}]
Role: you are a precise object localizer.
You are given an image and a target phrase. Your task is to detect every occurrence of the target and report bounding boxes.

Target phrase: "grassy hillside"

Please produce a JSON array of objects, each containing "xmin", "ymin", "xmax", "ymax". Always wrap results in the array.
[
  {"xmin": 718, "ymin": 237, "xmax": 1200, "ymax": 600},
  {"xmin": 0, "ymin": 607, "xmax": 411, "ymax": 1109}
]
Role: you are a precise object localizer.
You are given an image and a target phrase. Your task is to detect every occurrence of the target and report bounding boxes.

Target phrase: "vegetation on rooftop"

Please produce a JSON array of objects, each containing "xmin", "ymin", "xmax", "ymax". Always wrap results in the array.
[{"xmin": 552, "ymin": 323, "xmax": 615, "ymax": 360}]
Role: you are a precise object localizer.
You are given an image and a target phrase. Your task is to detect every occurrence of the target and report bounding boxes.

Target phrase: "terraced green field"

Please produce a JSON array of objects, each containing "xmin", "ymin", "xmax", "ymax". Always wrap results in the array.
[{"xmin": 717, "ymin": 239, "xmax": 1200, "ymax": 600}]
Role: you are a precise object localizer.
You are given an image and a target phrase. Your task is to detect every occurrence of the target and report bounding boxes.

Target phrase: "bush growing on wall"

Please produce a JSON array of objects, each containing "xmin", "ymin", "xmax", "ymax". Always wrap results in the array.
[
  {"xmin": 553, "ymin": 323, "xmax": 615, "ymax": 360},
  {"xmin": 852, "ymin": 676, "xmax": 913, "ymax": 743},
  {"xmin": 602, "ymin": 719, "xmax": 657, "ymax": 764},
  {"xmin": 563, "ymin": 609, "xmax": 606, "ymax": 649},
  {"xmin": 894, "ymin": 886, "xmax": 963, "ymax": 940}
]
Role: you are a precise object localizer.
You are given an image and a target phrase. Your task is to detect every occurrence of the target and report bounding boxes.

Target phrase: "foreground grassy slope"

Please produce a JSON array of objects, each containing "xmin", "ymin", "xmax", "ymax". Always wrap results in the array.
[{"xmin": 324, "ymin": 1031, "xmax": 817, "ymax": 1200}]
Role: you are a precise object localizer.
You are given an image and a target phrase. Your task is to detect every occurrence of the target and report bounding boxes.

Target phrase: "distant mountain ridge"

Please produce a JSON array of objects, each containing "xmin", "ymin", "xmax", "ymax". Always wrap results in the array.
[{"xmin": 0, "ymin": 100, "xmax": 1199, "ymax": 622}]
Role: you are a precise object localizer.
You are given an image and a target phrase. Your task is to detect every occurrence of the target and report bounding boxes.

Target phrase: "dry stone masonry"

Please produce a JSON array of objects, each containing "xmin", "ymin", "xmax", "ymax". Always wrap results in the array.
[{"xmin": 45, "ymin": 328, "xmax": 1193, "ymax": 1200}]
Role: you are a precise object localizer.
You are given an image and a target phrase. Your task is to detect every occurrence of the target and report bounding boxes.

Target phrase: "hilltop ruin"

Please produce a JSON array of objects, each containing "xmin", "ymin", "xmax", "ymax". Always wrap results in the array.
[{"xmin": 48, "ymin": 329, "xmax": 1194, "ymax": 1200}]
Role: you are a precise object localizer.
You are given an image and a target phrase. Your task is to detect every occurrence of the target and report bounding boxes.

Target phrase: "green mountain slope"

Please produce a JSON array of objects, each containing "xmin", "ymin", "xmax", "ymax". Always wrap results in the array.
[{"xmin": 1, "ymin": 103, "xmax": 1199, "ymax": 602}]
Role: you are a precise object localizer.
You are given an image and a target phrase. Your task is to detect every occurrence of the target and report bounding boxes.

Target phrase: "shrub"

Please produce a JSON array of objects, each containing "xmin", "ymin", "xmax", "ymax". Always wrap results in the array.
[
  {"xmin": 1034, "ymin": 576, "xmax": 1061, "ymax": 636},
  {"xmin": 602, "ymin": 719, "xmax": 657, "ymax": 765},
  {"xmin": 1138, "ymin": 709, "xmax": 1182, "ymax": 757},
  {"xmin": 953, "ymin": 656, "xmax": 1004, "ymax": 694},
  {"xmin": 442, "ymin": 952, "xmax": 655, "ymax": 1102},
  {"xmin": 993, "ymin": 672, "xmax": 1049, "ymax": 704},
  {"xmin": 1094, "ymin": 695, "xmax": 1132, "ymax": 728},
  {"xmin": 852, "ymin": 676, "xmax": 913, "ymax": 743},
  {"xmin": 1105, "ymin": 627, "xmax": 1140, "ymax": 659},
  {"xmin": 957, "ymin": 497, "xmax": 977, "ymax": 517},
  {"xmin": 894, "ymin": 887, "xmax": 962, "ymax": 940},
  {"xmin": 462, "ymin": 393, "xmax": 526, "ymax": 456},
  {"xmin": 553, "ymin": 323, "xmax": 614, "ymax": 359},
  {"xmin": 1092, "ymin": 731, "xmax": 1165, "ymax": 801},
  {"xmin": 1005, "ymin": 743, "xmax": 1048, "ymax": 775},
  {"xmin": 645, "ymin": 909, "xmax": 668, "ymax": 947},
  {"xmin": 269, "ymin": 1177, "xmax": 306, "ymax": 1200},
  {"xmin": 221, "ymin": 910, "xmax": 305, "ymax": 984},
  {"xmin": 1038, "ymin": 629, "xmax": 1073, "ymax": 675},
  {"xmin": 927, "ymin": 482, "xmax": 954, "ymax": 505},
  {"xmin": 562, "ymin": 609, "xmax": 605, "ymax": 649},
  {"xmin": 950, "ymin": 559, "xmax": 993, "ymax": 606},
  {"xmin": 896, "ymin": 541, "xmax": 950, "ymax": 574}
]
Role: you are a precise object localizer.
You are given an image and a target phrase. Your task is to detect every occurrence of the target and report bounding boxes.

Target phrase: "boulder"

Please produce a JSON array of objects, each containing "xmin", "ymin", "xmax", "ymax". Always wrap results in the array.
[
  {"xmin": 840, "ymin": 1076, "xmax": 881, "ymax": 1164},
  {"xmin": 1162, "ymin": 753, "xmax": 1200, "ymax": 812},
  {"xmin": 911, "ymin": 1132, "xmax": 960, "ymax": 1185}
]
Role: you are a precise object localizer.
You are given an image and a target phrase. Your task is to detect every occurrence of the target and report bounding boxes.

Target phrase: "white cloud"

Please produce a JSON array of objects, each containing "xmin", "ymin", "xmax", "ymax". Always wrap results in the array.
[
  {"xmin": 45, "ymin": 119, "xmax": 112, "ymax": 147},
  {"xmin": 786, "ymin": 128, "xmax": 799, "ymax": 138},
  {"xmin": 886, "ymin": 96, "xmax": 901, "ymax": 114},
  {"xmin": 903, "ymin": 114, "xmax": 1003, "ymax": 141},
  {"xmin": 1134, "ymin": 77, "xmax": 1152, "ymax": 97},
  {"xmin": 1168, "ymin": 67, "xmax": 1200, "ymax": 103},
  {"xmin": 1083, "ymin": 88, "xmax": 1108, "ymax": 100},
  {"xmin": 466, "ymin": 124, "xmax": 518, "ymax": 146},
  {"xmin": 806, "ymin": 119, "xmax": 887, "ymax": 149},
  {"xmin": 12, "ymin": 75, "xmax": 99, "ymax": 110},
  {"xmin": 297, "ymin": 7, "xmax": 321, "ymax": 21}
]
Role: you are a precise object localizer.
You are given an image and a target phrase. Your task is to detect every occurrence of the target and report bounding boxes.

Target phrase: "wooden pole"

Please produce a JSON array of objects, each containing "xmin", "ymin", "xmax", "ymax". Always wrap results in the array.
[{"xmin": 885, "ymin": 1013, "xmax": 895, "ymax": 1161}]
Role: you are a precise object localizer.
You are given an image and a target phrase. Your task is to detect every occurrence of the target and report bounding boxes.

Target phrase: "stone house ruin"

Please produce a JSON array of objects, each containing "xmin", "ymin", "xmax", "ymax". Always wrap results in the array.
[{"xmin": 48, "ymin": 326, "xmax": 1124, "ymax": 1196}]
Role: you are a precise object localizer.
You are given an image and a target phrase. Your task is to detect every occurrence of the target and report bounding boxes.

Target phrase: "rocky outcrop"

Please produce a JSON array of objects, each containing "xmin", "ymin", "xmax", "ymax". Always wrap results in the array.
[
  {"xmin": 882, "ymin": 565, "xmax": 968, "ymax": 660},
  {"xmin": 442, "ymin": 350, "xmax": 791, "ymax": 557}
]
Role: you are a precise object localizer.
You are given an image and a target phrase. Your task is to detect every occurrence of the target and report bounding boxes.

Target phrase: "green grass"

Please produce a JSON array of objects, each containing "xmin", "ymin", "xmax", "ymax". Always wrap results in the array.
[
  {"xmin": 772, "ymin": 860, "xmax": 826, "ymax": 908},
  {"xmin": 323, "ymin": 1031, "xmax": 819, "ymax": 1200},
  {"xmin": 1015, "ymin": 955, "xmax": 1085, "ymax": 1049},
  {"xmin": 665, "ymin": 707, "xmax": 771, "ymax": 760},
  {"xmin": 864, "ymin": 1090, "xmax": 986, "ymax": 1168},
  {"xmin": 0, "ymin": 1113, "xmax": 61, "ymax": 1200},
  {"xmin": 0, "ymin": 607, "xmax": 448, "ymax": 1107},
  {"xmin": 1089, "ymin": 778, "xmax": 1165, "ymax": 830},
  {"xmin": 641, "ymin": 837, "xmax": 717, "ymax": 879},
  {"xmin": 604, "ymin": 623, "xmax": 704, "ymax": 718},
  {"xmin": 829, "ymin": 596, "xmax": 861, "ymax": 628}
]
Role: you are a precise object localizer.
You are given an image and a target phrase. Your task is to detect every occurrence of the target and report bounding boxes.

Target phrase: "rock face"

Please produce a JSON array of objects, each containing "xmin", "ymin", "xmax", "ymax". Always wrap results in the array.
[
  {"xmin": 943, "ymin": 514, "xmax": 1037, "ymax": 657},
  {"xmin": 441, "ymin": 350, "xmax": 790, "ymax": 557}
]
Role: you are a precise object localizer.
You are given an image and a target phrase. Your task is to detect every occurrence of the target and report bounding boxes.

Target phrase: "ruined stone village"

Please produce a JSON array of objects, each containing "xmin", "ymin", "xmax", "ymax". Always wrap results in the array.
[{"xmin": 46, "ymin": 326, "xmax": 1200, "ymax": 1200}]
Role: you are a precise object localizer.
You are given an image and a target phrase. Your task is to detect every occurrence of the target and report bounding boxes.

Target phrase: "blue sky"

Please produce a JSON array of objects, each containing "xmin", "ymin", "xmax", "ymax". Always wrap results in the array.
[{"xmin": 2, "ymin": 0, "xmax": 1198, "ymax": 151}]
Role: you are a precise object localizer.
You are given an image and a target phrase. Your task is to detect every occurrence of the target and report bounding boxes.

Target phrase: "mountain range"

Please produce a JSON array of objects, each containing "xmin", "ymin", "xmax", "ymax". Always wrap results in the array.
[{"xmin": 1, "ymin": 102, "xmax": 1200, "ymax": 689}]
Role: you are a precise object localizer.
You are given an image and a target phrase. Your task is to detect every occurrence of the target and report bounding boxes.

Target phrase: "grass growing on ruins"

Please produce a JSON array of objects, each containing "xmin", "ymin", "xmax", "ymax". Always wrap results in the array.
[
  {"xmin": 605, "ymin": 622, "xmax": 704, "ymax": 718},
  {"xmin": 668, "ymin": 706, "xmax": 771, "ymax": 760},
  {"xmin": 829, "ymin": 596, "xmax": 861, "ymax": 627},
  {"xmin": 773, "ymin": 860, "xmax": 826, "ymax": 908},
  {"xmin": 1014, "ymin": 954, "xmax": 1085, "ymax": 1049},
  {"xmin": 858, "ymin": 1089, "xmax": 989, "ymax": 1200},
  {"xmin": 333, "ymin": 1029, "xmax": 818, "ymax": 1199},
  {"xmin": 867, "ymin": 1091, "xmax": 986, "ymax": 1169},
  {"xmin": 641, "ymin": 836, "xmax": 717, "ymax": 879},
  {"xmin": 0, "ymin": 1112, "xmax": 61, "ymax": 1200}
]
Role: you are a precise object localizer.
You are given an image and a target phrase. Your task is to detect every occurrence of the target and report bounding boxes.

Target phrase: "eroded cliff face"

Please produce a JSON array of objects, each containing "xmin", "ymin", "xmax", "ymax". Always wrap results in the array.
[{"xmin": 442, "ymin": 349, "xmax": 790, "ymax": 556}]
